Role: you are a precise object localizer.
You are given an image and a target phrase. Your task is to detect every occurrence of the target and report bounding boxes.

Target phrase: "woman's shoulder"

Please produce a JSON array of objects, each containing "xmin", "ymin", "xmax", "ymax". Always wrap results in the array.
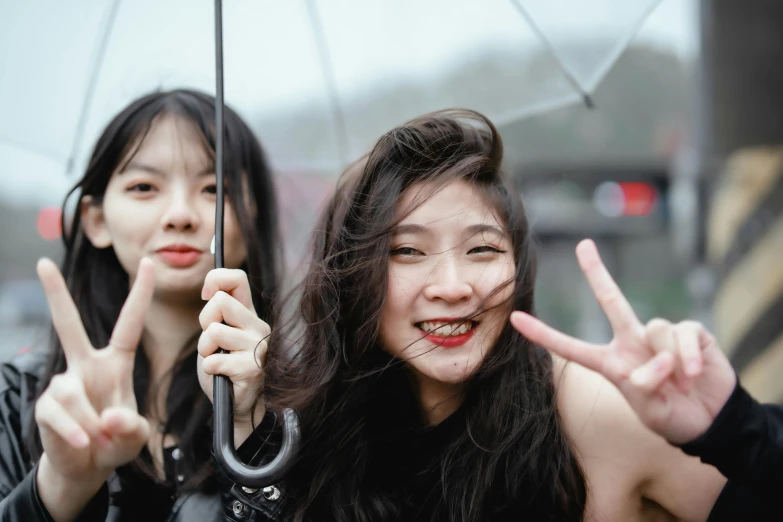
[
  {"xmin": 552, "ymin": 356, "xmax": 637, "ymax": 442},
  {"xmin": 0, "ymin": 349, "xmax": 48, "ymax": 493},
  {"xmin": 551, "ymin": 356, "xmax": 726, "ymax": 520},
  {"xmin": 552, "ymin": 357, "xmax": 673, "ymax": 481},
  {"xmin": 0, "ymin": 349, "xmax": 48, "ymax": 396},
  {"xmin": 0, "ymin": 348, "xmax": 48, "ymax": 432}
]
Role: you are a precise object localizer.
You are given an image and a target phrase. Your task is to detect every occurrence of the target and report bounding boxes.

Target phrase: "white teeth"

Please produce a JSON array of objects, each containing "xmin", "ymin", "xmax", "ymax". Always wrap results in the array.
[{"xmin": 418, "ymin": 321, "xmax": 474, "ymax": 337}]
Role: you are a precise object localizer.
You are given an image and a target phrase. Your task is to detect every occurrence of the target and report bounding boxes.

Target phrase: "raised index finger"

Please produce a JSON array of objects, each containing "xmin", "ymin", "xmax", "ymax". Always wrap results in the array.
[
  {"xmin": 510, "ymin": 311, "xmax": 608, "ymax": 373},
  {"xmin": 109, "ymin": 258, "xmax": 155, "ymax": 354},
  {"xmin": 37, "ymin": 258, "xmax": 92, "ymax": 364},
  {"xmin": 576, "ymin": 239, "xmax": 641, "ymax": 335}
]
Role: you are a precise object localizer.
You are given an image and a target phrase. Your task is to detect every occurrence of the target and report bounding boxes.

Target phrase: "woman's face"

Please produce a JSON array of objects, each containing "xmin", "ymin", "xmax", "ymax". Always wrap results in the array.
[
  {"xmin": 379, "ymin": 180, "xmax": 515, "ymax": 386},
  {"xmin": 83, "ymin": 114, "xmax": 247, "ymax": 301}
]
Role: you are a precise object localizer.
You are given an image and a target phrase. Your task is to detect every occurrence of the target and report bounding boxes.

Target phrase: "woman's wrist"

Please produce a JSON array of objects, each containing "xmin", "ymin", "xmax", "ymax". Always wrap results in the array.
[
  {"xmin": 36, "ymin": 454, "xmax": 109, "ymax": 522},
  {"xmin": 234, "ymin": 403, "xmax": 267, "ymax": 449}
]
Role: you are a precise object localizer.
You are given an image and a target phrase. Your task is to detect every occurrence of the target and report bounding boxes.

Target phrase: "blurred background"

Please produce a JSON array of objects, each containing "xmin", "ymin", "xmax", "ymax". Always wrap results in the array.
[{"xmin": 1, "ymin": 0, "xmax": 781, "ymax": 401}]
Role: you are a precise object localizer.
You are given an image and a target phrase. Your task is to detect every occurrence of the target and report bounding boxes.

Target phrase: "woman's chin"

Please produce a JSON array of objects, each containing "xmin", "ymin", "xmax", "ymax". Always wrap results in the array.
[
  {"xmin": 153, "ymin": 279, "xmax": 204, "ymax": 303},
  {"xmin": 418, "ymin": 361, "xmax": 481, "ymax": 386}
]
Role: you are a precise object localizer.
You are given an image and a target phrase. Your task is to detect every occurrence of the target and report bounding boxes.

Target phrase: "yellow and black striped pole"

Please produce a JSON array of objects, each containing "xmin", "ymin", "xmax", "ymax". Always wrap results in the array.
[
  {"xmin": 709, "ymin": 148, "xmax": 783, "ymax": 402},
  {"xmin": 702, "ymin": 1, "xmax": 783, "ymax": 402}
]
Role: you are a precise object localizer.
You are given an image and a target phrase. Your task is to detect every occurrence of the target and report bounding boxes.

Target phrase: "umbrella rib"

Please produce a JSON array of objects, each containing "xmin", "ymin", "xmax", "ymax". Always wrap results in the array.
[
  {"xmin": 304, "ymin": 0, "xmax": 350, "ymax": 167},
  {"xmin": 584, "ymin": 0, "xmax": 661, "ymax": 93},
  {"xmin": 508, "ymin": 0, "xmax": 595, "ymax": 109},
  {"xmin": 66, "ymin": 0, "xmax": 123, "ymax": 175},
  {"xmin": 0, "ymin": 134, "xmax": 64, "ymax": 164}
]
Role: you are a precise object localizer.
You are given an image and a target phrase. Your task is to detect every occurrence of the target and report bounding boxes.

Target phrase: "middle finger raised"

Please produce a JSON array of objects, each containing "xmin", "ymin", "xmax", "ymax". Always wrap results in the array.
[{"xmin": 576, "ymin": 240, "xmax": 642, "ymax": 335}]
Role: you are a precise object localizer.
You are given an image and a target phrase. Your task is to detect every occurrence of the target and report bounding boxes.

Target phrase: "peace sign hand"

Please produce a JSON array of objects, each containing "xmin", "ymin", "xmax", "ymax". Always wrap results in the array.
[
  {"xmin": 510, "ymin": 240, "xmax": 736, "ymax": 444},
  {"xmin": 34, "ymin": 258, "xmax": 153, "ymax": 491}
]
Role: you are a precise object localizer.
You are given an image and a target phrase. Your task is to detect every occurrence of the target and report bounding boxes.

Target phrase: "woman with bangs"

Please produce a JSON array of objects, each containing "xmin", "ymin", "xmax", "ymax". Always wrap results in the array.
[
  {"xmin": 0, "ymin": 89, "xmax": 282, "ymax": 521},
  {"xmin": 202, "ymin": 108, "xmax": 777, "ymax": 521}
]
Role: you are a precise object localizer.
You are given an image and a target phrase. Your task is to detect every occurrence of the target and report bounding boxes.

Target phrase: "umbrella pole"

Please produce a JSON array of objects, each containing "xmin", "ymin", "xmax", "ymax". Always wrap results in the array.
[{"xmin": 211, "ymin": 0, "xmax": 300, "ymax": 487}]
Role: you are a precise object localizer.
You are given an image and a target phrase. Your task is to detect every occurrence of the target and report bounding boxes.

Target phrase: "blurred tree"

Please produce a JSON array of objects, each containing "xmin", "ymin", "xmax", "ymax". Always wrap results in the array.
[{"xmin": 253, "ymin": 42, "xmax": 691, "ymax": 170}]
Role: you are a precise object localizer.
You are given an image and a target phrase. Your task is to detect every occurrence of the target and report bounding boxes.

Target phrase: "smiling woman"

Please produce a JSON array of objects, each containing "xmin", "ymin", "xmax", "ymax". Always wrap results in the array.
[
  {"xmin": 218, "ymin": 108, "xmax": 736, "ymax": 522},
  {"xmin": 380, "ymin": 181, "xmax": 516, "ymax": 416},
  {"xmin": 0, "ymin": 89, "xmax": 283, "ymax": 521}
]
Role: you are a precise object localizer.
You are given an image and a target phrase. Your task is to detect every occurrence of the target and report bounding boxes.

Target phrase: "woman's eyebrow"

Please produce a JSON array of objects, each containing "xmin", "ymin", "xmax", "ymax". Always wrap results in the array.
[
  {"xmin": 392, "ymin": 223, "xmax": 508, "ymax": 240},
  {"xmin": 119, "ymin": 163, "xmax": 215, "ymax": 177},
  {"xmin": 464, "ymin": 224, "xmax": 508, "ymax": 240},
  {"xmin": 120, "ymin": 162, "xmax": 165, "ymax": 176},
  {"xmin": 196, "ymin": 166, "xmax": 216, "ymax": 177},
  {"xmin": 392, "ymin": 223, "xmax": 430, "ymax": 236}
]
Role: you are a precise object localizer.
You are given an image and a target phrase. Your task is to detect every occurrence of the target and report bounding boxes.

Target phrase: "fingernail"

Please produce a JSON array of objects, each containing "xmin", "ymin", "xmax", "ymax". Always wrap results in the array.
[
  {"xmin": 655, "ymin": 356, "xmax": 671, "ymax": 373},
  {"xmin": 630, "ymin": 368, "xmax": 648, "ymax": 386},
  {"xmin": 71, "ymin": 431, "xmax": 89, "ymax": 448}
]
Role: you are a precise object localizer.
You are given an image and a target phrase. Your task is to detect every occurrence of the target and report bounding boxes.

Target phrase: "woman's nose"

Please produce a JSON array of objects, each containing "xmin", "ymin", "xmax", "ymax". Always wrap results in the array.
[
  {"xmin": 160, "ymin": 191, "xmax": 201, "ymax": 231},
  {"xmin": 422, "ymin": 256, "xmax": 473, "ymax": 303}
]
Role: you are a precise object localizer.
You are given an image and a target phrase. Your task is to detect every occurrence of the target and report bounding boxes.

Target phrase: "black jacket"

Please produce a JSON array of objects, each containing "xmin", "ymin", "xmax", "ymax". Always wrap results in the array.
[
  {"xmin": 680, "ymin": 381, "xmax": 782, "ymax": 521},
  {"xmin": 0, "ymin": 351, "xmax": 287, "ymax": 522}
]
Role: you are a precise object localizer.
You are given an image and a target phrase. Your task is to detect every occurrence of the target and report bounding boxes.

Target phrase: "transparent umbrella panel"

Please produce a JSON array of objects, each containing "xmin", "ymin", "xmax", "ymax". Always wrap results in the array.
[{"xmin": 0, "ymin": 0, "xmax": 660, "ymax": 185}]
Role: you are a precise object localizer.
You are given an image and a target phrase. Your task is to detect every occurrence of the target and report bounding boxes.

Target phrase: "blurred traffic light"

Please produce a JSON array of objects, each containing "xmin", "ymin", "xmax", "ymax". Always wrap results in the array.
[
  {"xmin": 593, "ymin": 181, "xmax": 659, "ymax": 217},
  {"xmin": 514, "ymin": 164, "xmax": 669, "ymax": 238}
]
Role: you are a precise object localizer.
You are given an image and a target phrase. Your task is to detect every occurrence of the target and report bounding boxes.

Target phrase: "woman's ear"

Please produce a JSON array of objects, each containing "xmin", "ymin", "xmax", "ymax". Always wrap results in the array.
[{"xmin": 80, "ymin": 195, "xmax": 112, "ymax": 248}]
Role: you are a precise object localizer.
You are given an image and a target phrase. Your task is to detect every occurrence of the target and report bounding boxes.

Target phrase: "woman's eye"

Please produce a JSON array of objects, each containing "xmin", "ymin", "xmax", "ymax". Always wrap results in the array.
[
  {"xmin": 467, "ymin": 245, "xmax": 506, "ymax": 255},
  {"xmin": 390, "ymin": 247, "xmax": 423, "ymax": 257},
  {"xmin": 127, "ymin": 183, "xmax": 155, "ymax": 193},
  {"xmin": 203, "ymin": 184, "xmax": 218, "ymax": 195}
]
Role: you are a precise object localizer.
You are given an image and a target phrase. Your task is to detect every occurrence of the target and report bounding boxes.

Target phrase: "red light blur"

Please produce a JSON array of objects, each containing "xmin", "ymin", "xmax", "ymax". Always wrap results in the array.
[
  {"xmin": 617, "ymin": 182, "xmax": 658, "ymax": 216},
  {"xmin": 36, "ymin": 207, "xmax": 62, "ymax": 241}
]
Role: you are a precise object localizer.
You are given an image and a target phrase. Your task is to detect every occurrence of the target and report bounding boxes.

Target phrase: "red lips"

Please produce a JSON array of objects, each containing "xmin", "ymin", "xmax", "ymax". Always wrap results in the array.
[
  {"xmin": 423, "ymin": 328, "xmax": 476, "ymax": 348},
  {"xmin": 417, "ymin": 318, "xmax": 478, "ymax": 349},
  {"xmin": 156, "ymin": 244, "xmax": 202, "ymax": 268}
]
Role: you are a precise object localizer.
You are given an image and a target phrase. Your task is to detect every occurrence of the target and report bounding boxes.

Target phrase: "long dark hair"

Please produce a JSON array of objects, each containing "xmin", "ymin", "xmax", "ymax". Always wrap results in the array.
[
  {"xmin": 266, "ymin": 109, "xmax": 585, "ymax": 521},
  {"xmin": 26, "ymin": 88, "xmax": 282, "ymax": 490}
]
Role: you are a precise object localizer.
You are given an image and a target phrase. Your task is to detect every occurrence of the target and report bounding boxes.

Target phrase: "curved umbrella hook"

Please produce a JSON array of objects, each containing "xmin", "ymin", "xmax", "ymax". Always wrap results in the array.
[{"xmin": 212, "ymin": 0, "xmax": 300, "ymax": 487}]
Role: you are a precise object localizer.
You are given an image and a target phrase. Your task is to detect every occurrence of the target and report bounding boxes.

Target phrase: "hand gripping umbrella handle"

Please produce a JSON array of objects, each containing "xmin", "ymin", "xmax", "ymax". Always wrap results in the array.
[{"xmin": 212, "ymin": 0, "xmax": 300, "ymax": 487}]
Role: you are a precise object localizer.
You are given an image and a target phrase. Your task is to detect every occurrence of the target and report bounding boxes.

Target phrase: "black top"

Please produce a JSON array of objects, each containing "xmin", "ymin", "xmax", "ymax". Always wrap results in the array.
[
  {"xmin": 106, "ymin": 445, "xmax": 183, "ymax": 521},
  {"xmin": 379, "ymin": 406, "xmax": 466, "ymax": 521},
  {"xmin": 389, "ymin": 382, "xmax": 783, "ymax": 521},
  {"xmin": 370, "ymin": 401, "xmax": 570, "ymax": 522}
]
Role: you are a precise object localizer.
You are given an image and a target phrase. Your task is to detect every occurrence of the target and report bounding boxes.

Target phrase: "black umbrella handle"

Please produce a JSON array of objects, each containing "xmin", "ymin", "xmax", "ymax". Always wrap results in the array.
[
  {"xmin": 213, "ymin": 376, "xmax": 300, "ymax": 486},
  {"xmin": 212, "ymin": 0, "xmax": 300, "ymax": 488}
]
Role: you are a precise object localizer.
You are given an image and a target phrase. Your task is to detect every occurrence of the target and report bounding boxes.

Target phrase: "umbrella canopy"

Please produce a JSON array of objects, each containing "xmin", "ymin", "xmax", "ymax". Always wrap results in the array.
[{"xmin": 1, "ymin": 0, "xmax": 660, "ymax": 190}]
